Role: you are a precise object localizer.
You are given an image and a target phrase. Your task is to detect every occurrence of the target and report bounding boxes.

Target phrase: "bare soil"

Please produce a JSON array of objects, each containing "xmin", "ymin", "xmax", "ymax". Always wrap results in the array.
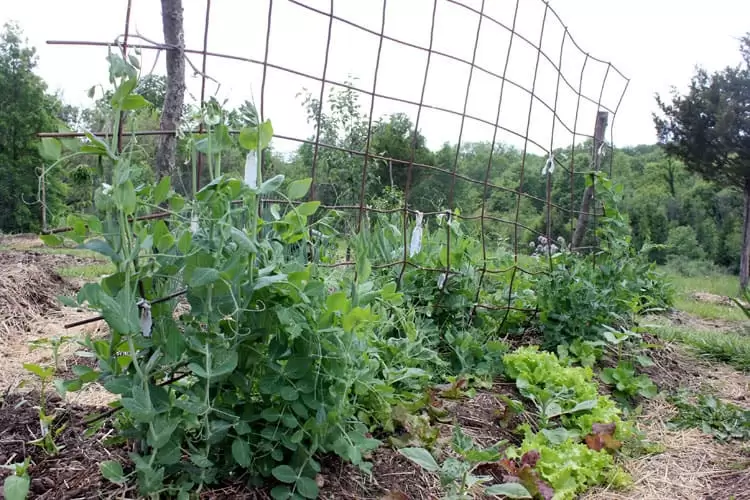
[{"xmin": 0, "ymin": 392, "xmax": 129, "ymax": 500}]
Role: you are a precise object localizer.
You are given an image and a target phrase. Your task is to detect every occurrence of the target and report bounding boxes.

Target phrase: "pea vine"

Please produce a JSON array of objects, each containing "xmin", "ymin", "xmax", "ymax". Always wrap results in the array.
[{"xmin": 41, "ymin": 51, "xmax": 383, "ymax": 499}]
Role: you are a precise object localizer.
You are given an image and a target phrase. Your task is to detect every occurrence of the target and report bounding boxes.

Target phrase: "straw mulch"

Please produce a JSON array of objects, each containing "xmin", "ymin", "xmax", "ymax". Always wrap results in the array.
[
  {"xmin": 584, "ymin": 398, "xmax": 749, "ymax": 500},
  {"xmin": 0, "ymin": 251, "xmax": 76, "ymax": 341}
]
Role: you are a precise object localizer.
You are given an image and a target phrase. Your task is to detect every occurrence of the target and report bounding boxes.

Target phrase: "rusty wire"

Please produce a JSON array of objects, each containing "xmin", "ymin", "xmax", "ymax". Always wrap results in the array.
[{"xmin": 38, "ymin": 0, "xmax": 628, "ymax": 326}]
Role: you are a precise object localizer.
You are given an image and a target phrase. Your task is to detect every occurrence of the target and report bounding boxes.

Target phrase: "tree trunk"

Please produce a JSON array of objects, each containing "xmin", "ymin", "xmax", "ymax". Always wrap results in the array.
[
  {"xmin": 740, "ymin": 177, "xmax": 750, "ymax": 291},
  {"xmin": 156, "ymin": 0, "xmax": 185, "ymax": 180},
  {"xmin": 572, "ymin": 111, "xmax": 609, "ymax": 250}
]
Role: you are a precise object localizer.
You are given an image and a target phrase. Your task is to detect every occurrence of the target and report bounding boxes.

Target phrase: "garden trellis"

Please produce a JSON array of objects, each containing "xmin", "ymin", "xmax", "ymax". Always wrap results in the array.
[{"xmin": 37, "ymin": 0, "xmax": 629, "ymax": 327}]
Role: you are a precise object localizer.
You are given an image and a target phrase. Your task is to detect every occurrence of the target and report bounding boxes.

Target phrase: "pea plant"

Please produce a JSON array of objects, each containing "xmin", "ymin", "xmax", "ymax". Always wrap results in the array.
[{"xmin": 41, "ymin": 52, "xmax": 383, "ymax": 498}]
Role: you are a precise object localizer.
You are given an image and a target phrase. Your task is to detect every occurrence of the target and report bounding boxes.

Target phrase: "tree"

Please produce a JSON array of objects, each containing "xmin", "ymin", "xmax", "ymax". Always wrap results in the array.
[
  {"xmin": 136, "ymin": 74, "xmax": 167, "ymax": 110},
  {"xmin": 0, "ymin": 22, "xmax": 64, "ymax": 232},
  {"xmin": 654, "ymin": 34, "xmax": 750, "ymax": 289},
  {"xmin": 156, "ymin": 0, "xmax": 185, "ymax": 180}
]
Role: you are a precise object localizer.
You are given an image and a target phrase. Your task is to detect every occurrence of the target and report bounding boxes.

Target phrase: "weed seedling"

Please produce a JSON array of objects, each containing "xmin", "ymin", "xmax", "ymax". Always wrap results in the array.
[
  {"xmin": 669, "ymin": 392, "xmax": 750, "ymax": 441},
  {"xmin": 2, "ymin": 458, "xmax": 31, "ymax": 500},
  {"xmin": 398, "ymin": 426, "xmax": 529, "ymax": 499},
  {"xmin": 22, "ymin": 363, "xmax": 64, "ymax": 455},
  {"xmin": 600, "ymin": 362, "xmax": 658, "ymax": 403}
]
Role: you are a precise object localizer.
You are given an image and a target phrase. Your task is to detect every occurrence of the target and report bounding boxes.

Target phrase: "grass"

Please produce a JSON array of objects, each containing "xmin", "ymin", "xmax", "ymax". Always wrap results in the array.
[
  {"xmin": 0, "ymin": 243, "xmax": 104, "ymax": 260},
  {"xmin": 653, "ymin": 325, "xmax": 750, "ymax": 372},
  {"xmin": 660, "ymin": 266, "xmax": 747, "ymax": 321},
  {"xmin": 58, "ymin": 263, "xmax": 116, "ymax": 280}
]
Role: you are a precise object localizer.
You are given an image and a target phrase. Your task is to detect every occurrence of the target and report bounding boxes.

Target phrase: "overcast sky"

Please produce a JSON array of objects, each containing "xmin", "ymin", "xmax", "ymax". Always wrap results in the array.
[{"xmin": 3, "ymin": 0, "xmax": 750, "ymax": 156}]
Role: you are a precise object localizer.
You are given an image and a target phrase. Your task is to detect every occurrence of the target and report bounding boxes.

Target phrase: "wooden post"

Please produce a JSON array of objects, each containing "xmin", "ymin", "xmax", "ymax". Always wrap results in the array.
[
  {"xmin": 40, "ymin": 164, "xmax": 47, "ymax": 231},
  {"xmin": 571, "ymin": 111, "xmax": 609, "ymax": 250}
]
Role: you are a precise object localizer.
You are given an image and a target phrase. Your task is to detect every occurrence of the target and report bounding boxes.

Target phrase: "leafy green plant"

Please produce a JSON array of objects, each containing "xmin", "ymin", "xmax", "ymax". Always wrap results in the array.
[
  {"xmin": 556, "ymin": 339, "xmax": 604, "ymax": 368},
  {"xmin": 600, "ymin": 362, "xmax": 658, "ymax": 402},
  {"xmin": 501, "ymin": 346, "xmax": 636, "ymax": 499},
  {"xmin": 41, "ymin": 53, "xmax": 387, "ymax": 498},
  {"xmin": 398, "ymin": 426, "xmax": 531, "ymax": 499},
  {"xmin": 508, "ymin": 426, "xmax": 629, "ymax": 500},
  {"xmin": 22, "ymin": 363, "xmax": 64, "ymax": 455},
  {"xmin": 28, "ymin": 335, "xmax": 76, "ymax": 373},
  {"xmin": 503, "ymin": 347, "xmax": 619, "ymax": 432},
  {"xmin": 669, "ymin": 392, "xmax": 750, "ymax": 441},
  {"xmin": 535, "ymin": 173, "xmax": 673, "ymax": 350},
  {"xmin": 2, "ymin": 458, "xmax": 31, "ymax": 500},
  {"xmin": 494, "ymin": 450, "xmax": 553, "ymax": 499}
]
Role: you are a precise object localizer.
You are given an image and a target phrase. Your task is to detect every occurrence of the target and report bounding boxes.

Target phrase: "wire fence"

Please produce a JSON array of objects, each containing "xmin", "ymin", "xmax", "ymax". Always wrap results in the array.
[{"xmin": 38, "ymin": 0, "xmax": 629, "ymax": 327}]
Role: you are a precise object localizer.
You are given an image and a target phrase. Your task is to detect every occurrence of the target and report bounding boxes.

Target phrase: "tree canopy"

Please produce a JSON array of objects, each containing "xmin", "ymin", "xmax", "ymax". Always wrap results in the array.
[
  {"xmin": 0, "ymin": 22, "xmax": 66, "ymax": 232},
  {"xmin": 654, "ymin": 33, "xmax": 750, "ymax": 288}
]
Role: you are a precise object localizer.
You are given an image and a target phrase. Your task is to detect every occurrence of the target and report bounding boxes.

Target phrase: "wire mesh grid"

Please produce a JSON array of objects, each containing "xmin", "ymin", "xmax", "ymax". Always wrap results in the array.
[{"xmin": 39, "ymin": 0, "xmax": 629, "ymax": 326}]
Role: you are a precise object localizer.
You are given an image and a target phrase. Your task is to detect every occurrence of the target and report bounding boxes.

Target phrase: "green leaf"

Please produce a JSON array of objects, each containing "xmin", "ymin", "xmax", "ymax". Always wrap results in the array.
[
  {"xmin": 484, "ymin": 483, "xmax": 533, "ymax": 498},
  {"xmin": 111, "ymin": 76, "xmax": 138, "ymax": 108},
  {"xmin": 639, "ymin": 382, "xmax": 658, "ymax": 398},
  {"xmin": 254, "ymin": 274, "xmax": 288, "ymax": 291},
  {"xmin": 82, "ymin": 130, "xmax": 116, "ymax": 160},
  {"xmin": 259, "ymin": 174, "xmax": 285, "ymax": 194},
  {"xmin": 261, "ymin": 407, "xmax": 282, "ymax": 422},
  {"xmin": 114, "ymin": 180, "xmax": 137, "ymax": 215},
  {"xmin": 100, "ymin": 460, "xmax": 126, "ymax": 484},
  {"xmin": 53, "ymin": 378, "xmax": 68, "ymax": 398},
  {"xmin": 296, "ymin": 201, "xmax": 320, "ymax": 217},
  {"xmin": 280, "ymin": 386, "xmax": 299, "ymax": 402},
  {"xmin": 23, "ymin": 363, "xmax": 53, "ymax": 380},
  {"xmin": 190, "ymin": 267, "xmax": 221, "ymax": 287},
  {"xmin": 232, "ymin": 438, "xmax": 252, "ymax": 467},
  {"xmin": 270, "ymin": 485, "xmax": 292, "ymax": 500},
  {"xmin": 230, "ymin": 227, "xmax": 255, "ymax": 252},
  {"xmin": 170, "ymin": 194, "xmax": 185, "ymax": 211},
  {"xmin": 258, "ymin": 120, "xmax": 274, "ymax": 150},
  {"xmin": 295, "ymin": 476, "xmax": 319, "ymax": 499},
  {"xmin": 39, "ymin": 137, "xmax": 62, "ymax": 162},
  {"xmin": 326, "ymin": 292, "xmax": 349, "ymax": 313},
  {"xmin": 72, "ymin": 365, "xmax": 99, "ymax": 383},
  {"xmin": 568, "ymin": 399, "xmax": 598, "ymax": 414},
  {"xmin": 154, "ymin": 176, "xmax": 171, "ymax": 204},
  {"xmin": 284, "ymin": 357, "xmax": 313, "ymax": 380},
  {"xmin": 4, "ymin": 475, "xmax": 31, "ymax": 500},
  {"xmin": 287, "ymin": 178, "xmax": 312, "ymax": 200},
  {"xmin": 190, "ymin": 453, "xmax": 214, "ymax": 468},
  {"xmin": 541, "ymin": 427, "xmax": 576, "ymax": 445},
  {"xmin": 238, "ymin": 127, "xmax": 259, "ymax": 151},
  {"xmin": 128, "ymin": 54, "xmax": 141, "ymax": 69},
  {"xmin": 40, "ymin": 234, "xmax": 64, "ymax": 247},
  {"xmin": 272, "ymin": 465, "xmax": 298, "ymax": 483},
  {"xmin": 102, "ymin": 376, "xmax": 131, "ymax": 395},
  {"xmin": 398, "ymin": 447, "xmax": 439, "ymax": 472},
  {"xmin": 174, "ymin": 399, "xmax": 208, "ymax": 414},
  {"xmin": 121, "ymin": 94, "xmax": 151, "ymax": 110},
  {"xmin": 148, "ymin": 416, "xmax": 179, "ymax": 449},
  {"xmin": 636, "ymin": 355, "xmax": 655, "ymax": 367},
  {"xmin": 177, "ymin": 231, "xmax": 192, "ymax": 254},
  {"xmin": 82, "ymin": 239, "xmax": 121, "ymax": 262},
  {"xmin": 212, "ymin": 350, "xmax": 239, "ymax": 378},
  {"xmin": 120, "ymin": 385, "xmax": 154, "ymax": 422}
]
